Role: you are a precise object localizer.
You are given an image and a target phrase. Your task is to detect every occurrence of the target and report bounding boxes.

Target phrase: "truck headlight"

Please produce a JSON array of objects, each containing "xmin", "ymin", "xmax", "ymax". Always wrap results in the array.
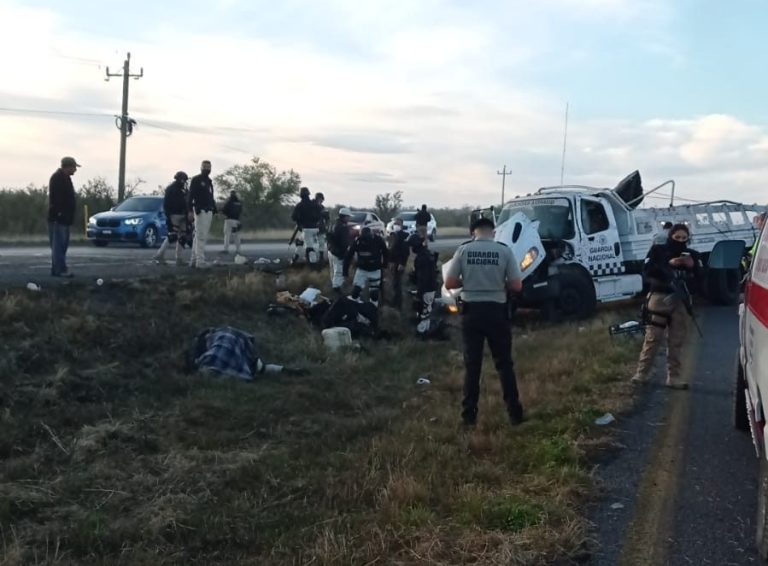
[
  {"xmin": 124, "ymin": 218, "xmax": 143, "ymax": 226},
  {"xmin": 520, "ymin": 247, "xmax": 539, "ymax": 271}
]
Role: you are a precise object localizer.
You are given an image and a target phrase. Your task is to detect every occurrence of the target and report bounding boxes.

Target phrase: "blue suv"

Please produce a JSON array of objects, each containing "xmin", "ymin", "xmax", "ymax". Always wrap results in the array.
[{"xmin": 87, "ymin": 196, "xmax": 168, "ymax": 248}]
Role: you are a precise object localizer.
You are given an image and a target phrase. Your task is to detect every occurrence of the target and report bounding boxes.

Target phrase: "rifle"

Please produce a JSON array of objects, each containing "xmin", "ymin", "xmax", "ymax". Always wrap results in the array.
[
  {"xmin": 669, "ymin": 272, "xmax": 704, "ymax": 338},
  {"xmin": 288, "ymin": 225, "xmax": 300, "ymax": 246}
]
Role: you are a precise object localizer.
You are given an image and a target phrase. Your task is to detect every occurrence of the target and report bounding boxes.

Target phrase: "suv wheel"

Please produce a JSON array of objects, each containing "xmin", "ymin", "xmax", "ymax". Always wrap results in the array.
[
  {"xmin": 141, "ymin": 225, "xmax": 159, "ymax": 248},
  {"xmin": 734, "ymin": 354, "xmax": 750, "ymax": 432}
]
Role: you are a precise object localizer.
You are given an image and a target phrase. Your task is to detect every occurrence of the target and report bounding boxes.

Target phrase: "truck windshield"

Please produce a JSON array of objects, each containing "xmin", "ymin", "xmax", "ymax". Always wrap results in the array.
[{"xmin": 498, "ymin": 198, "xmax": 575, "ymax": 240}]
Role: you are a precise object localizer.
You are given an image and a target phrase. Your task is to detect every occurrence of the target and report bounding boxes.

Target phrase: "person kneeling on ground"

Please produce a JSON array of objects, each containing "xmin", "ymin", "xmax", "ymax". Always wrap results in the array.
[
  {"xmin": 222, "ymin": 190, "xmax": 243, "ymax": 255},
  {"xmin": 344, "ymin": 226, "xmax": 389, "ymax": 307},
  {"xmin": 631, "ymin": 223, "xmax": 701, "ymax": 390}
]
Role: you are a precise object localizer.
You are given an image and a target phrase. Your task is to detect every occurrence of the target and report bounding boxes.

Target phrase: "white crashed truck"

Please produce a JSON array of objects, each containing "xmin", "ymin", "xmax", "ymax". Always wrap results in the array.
[{"xmin": 445, "ymin": 171, "xmax": 765, "ymax": 320}]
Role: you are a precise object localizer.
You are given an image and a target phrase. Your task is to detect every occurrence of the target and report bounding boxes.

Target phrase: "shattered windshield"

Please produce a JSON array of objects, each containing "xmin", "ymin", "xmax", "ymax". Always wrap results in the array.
[{"xmin": 498, "ymin": 198, "xmax": 575, "ymax": 240}]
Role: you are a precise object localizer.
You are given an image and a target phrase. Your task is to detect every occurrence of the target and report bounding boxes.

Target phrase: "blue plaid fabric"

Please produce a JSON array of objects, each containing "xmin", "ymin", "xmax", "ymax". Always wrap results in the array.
[{"xmin": 195, "ymin": 326, "xmax": 261, "ymax": 381}]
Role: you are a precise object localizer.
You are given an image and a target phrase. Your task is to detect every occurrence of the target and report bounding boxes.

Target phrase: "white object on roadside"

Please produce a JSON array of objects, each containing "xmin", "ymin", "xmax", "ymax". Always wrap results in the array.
[
  {"xmin": 26, "ymin": 282, "xmax": 41, "ymax": 292},
  {"xmin": 322, "ymin": 327, "xmax": 352, "ymax": 352},
  {"xmin": 610, "ymin": 502, "xmax": 625, "ymax": 510},
  {"xmin": 594, "ymin": 413, "xmax": 616, "ymax": 426},
  {"xmin": 416, "ymin": 377, "xmax": 431, "ymax": 385},
  {"xmin": 255, "ymin": 257, "xmax": 271, "ymax": 264},
  {"xmin": 96, "ymin": 278, "xmax": 104, "ymax": 286},
  {"xmin": 234, "ymin": 254, "xmax": 247, "ymax": 265},
  {"xmin": 299, "ymin": 287, "xmax": 322, "ymax": 305}
]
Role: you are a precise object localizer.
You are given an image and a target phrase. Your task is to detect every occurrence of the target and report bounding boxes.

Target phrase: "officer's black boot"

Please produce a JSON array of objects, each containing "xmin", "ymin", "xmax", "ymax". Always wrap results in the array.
[
  {"xmin": 461, "ymin": 408, "xmax": 477, "ymax": 427},
  {"xmin": 508, "ymin": 403, "xmax": 525, "ymax": 426}
]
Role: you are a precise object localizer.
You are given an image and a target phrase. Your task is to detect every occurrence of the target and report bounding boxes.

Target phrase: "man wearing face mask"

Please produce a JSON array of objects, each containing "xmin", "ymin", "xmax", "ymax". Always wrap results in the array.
[
  {"xmin": 386, "ymin": 217, "xmax": 410, "ymax": 308},
  {"xmin": 188, "ymin": 160, "xmax": 217, "ymax": 268},
  {"xmin": 343, "ymin": 226, "xmax": 389, "ymax": 306},
  {"xmin": 632, "ymin": 223, "xmax": 702, "ymax": 389}
]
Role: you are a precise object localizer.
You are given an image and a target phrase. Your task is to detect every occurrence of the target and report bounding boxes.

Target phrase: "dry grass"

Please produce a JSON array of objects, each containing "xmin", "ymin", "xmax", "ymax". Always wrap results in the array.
[{"xmin": 0, "ymin": 267, "xmax": 640, "ymax": 565}]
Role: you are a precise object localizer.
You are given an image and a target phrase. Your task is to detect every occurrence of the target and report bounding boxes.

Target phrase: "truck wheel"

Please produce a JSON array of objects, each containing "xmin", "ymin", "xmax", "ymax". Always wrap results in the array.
[
  {"xmin": 553, "ymin": 272, "xmax": 596, "ymax": 320},
  {"xmin": 757, "ymin": 457, "xmax": 768, "ymax": 560},
  {"xmin": 709, "ymin": 268, "xmax": 741, "ymax": 306},
  {"xmin": 734, "ymin": 353, "xmax": 749, "ymax": 432}
]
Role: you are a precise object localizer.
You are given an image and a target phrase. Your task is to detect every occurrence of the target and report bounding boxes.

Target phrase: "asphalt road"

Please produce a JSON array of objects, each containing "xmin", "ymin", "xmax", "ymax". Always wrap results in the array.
[
  {"xmin": 0, "ymin": 237, "xmax": 465, "ymax": 288},
  {"xmin": 589, "ymin": 305, "xmax": 761, "ymax": 565}
]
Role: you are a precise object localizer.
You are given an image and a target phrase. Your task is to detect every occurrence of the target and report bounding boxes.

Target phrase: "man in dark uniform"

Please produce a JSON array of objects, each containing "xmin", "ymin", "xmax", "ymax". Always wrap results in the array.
[
  {"xmin": 326, "ymin": 207, "xmax": 353, "ymax": 296},
  {"xmin": 291, "ymin": 187, "xmax": 322, "ymax": 265},
  {"xmin": 387, "ymin": 217, "xmax": 410, "ymax": 308},
  {"xmin": 154, "ymin": 171, "xmax": 189, "ymax": 265},
  {"xmin": 415, "ymin": 204, "xmax": 431, "ymax": 241},
  {"xmin": 444, "ymin": 216, "xmax": 524, "ymax": 427},
  {"xmin": 187, "ymin": 160, "xmax": 217, "ymax": 268},
  {"xmin": 314, "ymin": 192, "xmax": 330, "ymax": 264},
  {"xmin": 222, "ymin": 190, "xmax": 243, "ymax": 255},
  {"xmin": 344, "ymin": 226, "xmax": 389, "ymax": 306},
  {"xmin": 48, "ymin": 156, "xmax": 80, "ymax": 277}
]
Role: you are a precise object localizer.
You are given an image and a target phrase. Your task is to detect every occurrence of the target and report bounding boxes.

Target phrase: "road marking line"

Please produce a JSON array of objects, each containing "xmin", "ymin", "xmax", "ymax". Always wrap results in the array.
[{"xmin": 617, "ymin": 332, "xmax": 701, "ymax": 566}]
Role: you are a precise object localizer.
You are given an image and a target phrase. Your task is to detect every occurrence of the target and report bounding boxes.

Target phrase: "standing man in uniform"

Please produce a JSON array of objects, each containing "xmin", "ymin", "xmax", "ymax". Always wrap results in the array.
[
  {"xmin": 48, "ymin": 156, "xmax": 80, "ymax": 278},
  {"xmin": 291, "ymin": 187, "xmax": 321, "ymax": 266},
  {"xmin": 326, "ymin": 207, "xmax": 353, "ymax": 296},
  {"xmin": 344, "ymin": 226, "xmax": 389, "ymax": 306},
  {"xmin": 444, "ymin": 216, "xmax": 524, "ymax": 427},
  {"xmin": 314, "ymin": 192, "xmax": 330, "ymax": 264},
  {"xmin": 154, "ymin": 171, "xmax": 189, "ymax": 266},
  {"xmin": 222, "ymin": 190, "xmax": 243, "ymax": 255},
  {"xmin": 188, "ymin": 160, "xmax": 217, "ymax": 268},
  {"xmin": 387, "ymin": 217, "xmax": 410, "ymax": 308},
  {"xmin": 415, "ymin": 204, "xmax": 431, "ymax": 241}
]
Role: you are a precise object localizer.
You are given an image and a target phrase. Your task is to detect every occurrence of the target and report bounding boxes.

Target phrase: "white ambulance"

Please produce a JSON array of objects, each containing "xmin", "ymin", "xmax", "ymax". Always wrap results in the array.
[{"xmin": 734, "ymin": 217, "xmax": 768, "ymax": 558}]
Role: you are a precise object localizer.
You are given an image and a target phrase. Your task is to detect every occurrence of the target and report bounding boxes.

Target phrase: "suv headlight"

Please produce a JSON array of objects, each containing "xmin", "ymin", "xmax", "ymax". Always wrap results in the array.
[
  {"xmin": 520, "ymin": 247, "xmax": 539, "ymax": 271},
  {"xmin": 124, "ymin": 217, "xmax": 143, "ymax": 226}
]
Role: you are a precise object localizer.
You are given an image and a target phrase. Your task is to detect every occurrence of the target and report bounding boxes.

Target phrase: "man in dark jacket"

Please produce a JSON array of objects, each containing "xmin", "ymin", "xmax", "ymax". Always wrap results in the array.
[
  {"xmin": 409, "ymin": 234, "xmax": 438, "ymax": 331},
  {"xmin": 222, "ymin": 190, "xmax": 243, "ymax": 255},
  {"xmin": 291, "ymin": 187, "xmax": 322, "ymax": 265},
  {"xmin": 187, "ymin": 160, "xmax": 217, "ymax": 268},
  {"xmin": 314, "ymin": 192, "xmax": 330, "ymax": 264},
  {"xmin": 386, "ymin": 217, "xmax": 410, "ymax": 308},
  {"xmin": 415, "ymin": 204, "xmax": 431, "ymax": 241},
  {"xmin": 344, "ymin": 226, "xmax": 389, "ymax": 306},
  {"xmin": 48, "ymin": 156, "xmax": 79, "ymax": 277},
  {"xmin": 154, "ymin": 171, "xmax": 190, "ymax": 265},
  {"xmin": 327, "ymin": 207, "xmax": 352, "ymax": 296}
]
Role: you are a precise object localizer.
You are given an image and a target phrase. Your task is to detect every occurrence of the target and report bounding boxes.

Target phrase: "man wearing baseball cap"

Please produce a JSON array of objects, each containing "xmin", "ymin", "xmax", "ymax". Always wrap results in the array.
[{"xmin": 47, "ymin": 156, "xmax": 80, "ymax": 277}]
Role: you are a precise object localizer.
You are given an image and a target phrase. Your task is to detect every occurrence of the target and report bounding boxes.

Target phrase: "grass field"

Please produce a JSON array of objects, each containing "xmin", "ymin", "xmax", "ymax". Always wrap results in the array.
[{"xmin": 0, "ymin": 267, "xmax": 640, "ymax": 565}]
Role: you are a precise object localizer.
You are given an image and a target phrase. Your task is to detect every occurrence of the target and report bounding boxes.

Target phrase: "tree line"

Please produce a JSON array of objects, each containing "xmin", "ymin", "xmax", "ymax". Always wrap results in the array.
[{"xmin": 0, "ymin": 157, "xmax": 477, "ymax": 237}]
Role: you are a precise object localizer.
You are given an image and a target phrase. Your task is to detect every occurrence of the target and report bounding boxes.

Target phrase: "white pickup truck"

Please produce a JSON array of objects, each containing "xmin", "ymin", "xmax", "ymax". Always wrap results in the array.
[{"xmin": 445, "ymin": 171, "xmax": 765, "ymax": 320}]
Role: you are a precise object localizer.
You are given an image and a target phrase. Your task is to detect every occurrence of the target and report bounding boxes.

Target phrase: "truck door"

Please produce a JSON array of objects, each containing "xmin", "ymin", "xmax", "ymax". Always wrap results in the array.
[{"xmin": 577, "ymin": 196, "xmax": 625, "ymax": 277}]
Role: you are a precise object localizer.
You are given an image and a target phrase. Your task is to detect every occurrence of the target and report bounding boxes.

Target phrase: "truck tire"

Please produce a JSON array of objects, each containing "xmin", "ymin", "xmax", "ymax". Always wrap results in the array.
[
  {"xmin": 550, "ymin": 272, "xmax": 596, "ymax": 320},
  {"xmin": 734, "ymin": 353, "xmax": 749, "ymax": 432},
  {"xmin": 709, "ymin": 268, "xmax": 741, "ymax": 306},
  {"xmin": 757, "ymin": 457, "xmax": 768, "ymax": 560}
]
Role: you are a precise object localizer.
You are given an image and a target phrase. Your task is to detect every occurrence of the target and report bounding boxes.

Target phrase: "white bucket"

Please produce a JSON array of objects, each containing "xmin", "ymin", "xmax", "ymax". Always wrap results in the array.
[{"xmin": 322, "ymin": 327, "xmax": 352, "ymax": 352}]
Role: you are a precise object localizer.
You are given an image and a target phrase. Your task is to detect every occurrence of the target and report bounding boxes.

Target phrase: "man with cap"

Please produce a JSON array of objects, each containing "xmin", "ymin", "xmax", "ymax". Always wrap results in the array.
[
  {"xmin": 326, "ymin": 208, "xmax": 353, "ymax": 296},
  {"xmin": 221, "ymin": 190, "xmax": 243, "ymax": 255},
  {"xmin": 154, "ymin": 171, "xmax": 190, "ymax": 266},
  {"xmin": 444, "ymin": 216, "xmax": 524, "ymax": 427},
  {"xmin": 47, "ymin": 156, "xmax": 80, "ymax": 277},
  {"xmin": 344, "ymin": 226, "xmax": 389, "ymax": 306},
  {"xmin": 187, "ymin": 160, "xmax": 217, "ymax": 268},
  {"xmin": 291, "ymin": 187, "xmax": 322, "ymax": 266}
]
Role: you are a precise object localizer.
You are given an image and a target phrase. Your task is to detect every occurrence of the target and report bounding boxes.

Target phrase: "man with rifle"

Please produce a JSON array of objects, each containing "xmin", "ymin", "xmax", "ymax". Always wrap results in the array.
[
  {"xmin": 631, "ymin": 223, "xmax": 702, "ymax": 389},
  {"xmin": 290, "ymin": 187, "xmax": 322, "ymax": 266}
]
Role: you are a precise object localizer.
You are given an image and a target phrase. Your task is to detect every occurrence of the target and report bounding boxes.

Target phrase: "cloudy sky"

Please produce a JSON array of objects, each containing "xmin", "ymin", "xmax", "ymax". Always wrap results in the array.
[{"xmin": 1, "ymin": 0, "xmax": 766, "ymax": 208}]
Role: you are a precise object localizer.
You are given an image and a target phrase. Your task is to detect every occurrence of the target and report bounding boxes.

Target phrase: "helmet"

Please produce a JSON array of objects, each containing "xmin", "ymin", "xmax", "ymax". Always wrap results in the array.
[
  {"xmin": 339, "ymin": 207, "xmax": 352, "ymax": 217},
  {"xmin": 300, "ymin": 187, "xmax": 310, "ymax": 198},
  {"xmin": 174, "ymin": 171, "xmax": 188, "ymax": 181}
]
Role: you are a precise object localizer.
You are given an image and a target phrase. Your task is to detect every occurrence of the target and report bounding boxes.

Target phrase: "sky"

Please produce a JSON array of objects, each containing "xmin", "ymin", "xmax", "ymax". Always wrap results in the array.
[{"xmin": 1, "ymin": 0, "xmax": 766, "ymax": 208}]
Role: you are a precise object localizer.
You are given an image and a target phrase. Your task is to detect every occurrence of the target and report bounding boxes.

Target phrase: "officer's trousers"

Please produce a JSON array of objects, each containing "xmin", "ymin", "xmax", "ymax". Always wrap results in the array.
[
  {"xmin": 634, "ymin": 292, "xmax": 690, "ymax": 384},
  {"xmin": 461, "ymin": 301, "xmax": 520, "ymax": 420}
]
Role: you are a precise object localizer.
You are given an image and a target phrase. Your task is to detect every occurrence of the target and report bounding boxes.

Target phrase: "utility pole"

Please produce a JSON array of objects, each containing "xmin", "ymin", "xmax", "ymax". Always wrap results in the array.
[
  {"xmin": 106, "ymin": 52, "xmax": 143, "ymax": 202},
  {"xmin": 497, "ymin": 165, "xmax": 512, "ymax": 210},
  {"xmin": 560, "ymin": 102, "xmax": 569, "ymax": 186}
]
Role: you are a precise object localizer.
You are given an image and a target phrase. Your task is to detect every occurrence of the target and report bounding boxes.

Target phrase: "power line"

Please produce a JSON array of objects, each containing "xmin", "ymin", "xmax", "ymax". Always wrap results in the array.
[{"xmin": 0, "ymin": 106, "xmax": 110, "ymax": 118}]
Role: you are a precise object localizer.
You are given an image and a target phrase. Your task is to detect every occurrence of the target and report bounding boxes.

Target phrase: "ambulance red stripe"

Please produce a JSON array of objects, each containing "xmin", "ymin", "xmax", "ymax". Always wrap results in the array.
[{"xmin": 747, "ymin": 280, "xmax": 768, "ymax": 329}]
